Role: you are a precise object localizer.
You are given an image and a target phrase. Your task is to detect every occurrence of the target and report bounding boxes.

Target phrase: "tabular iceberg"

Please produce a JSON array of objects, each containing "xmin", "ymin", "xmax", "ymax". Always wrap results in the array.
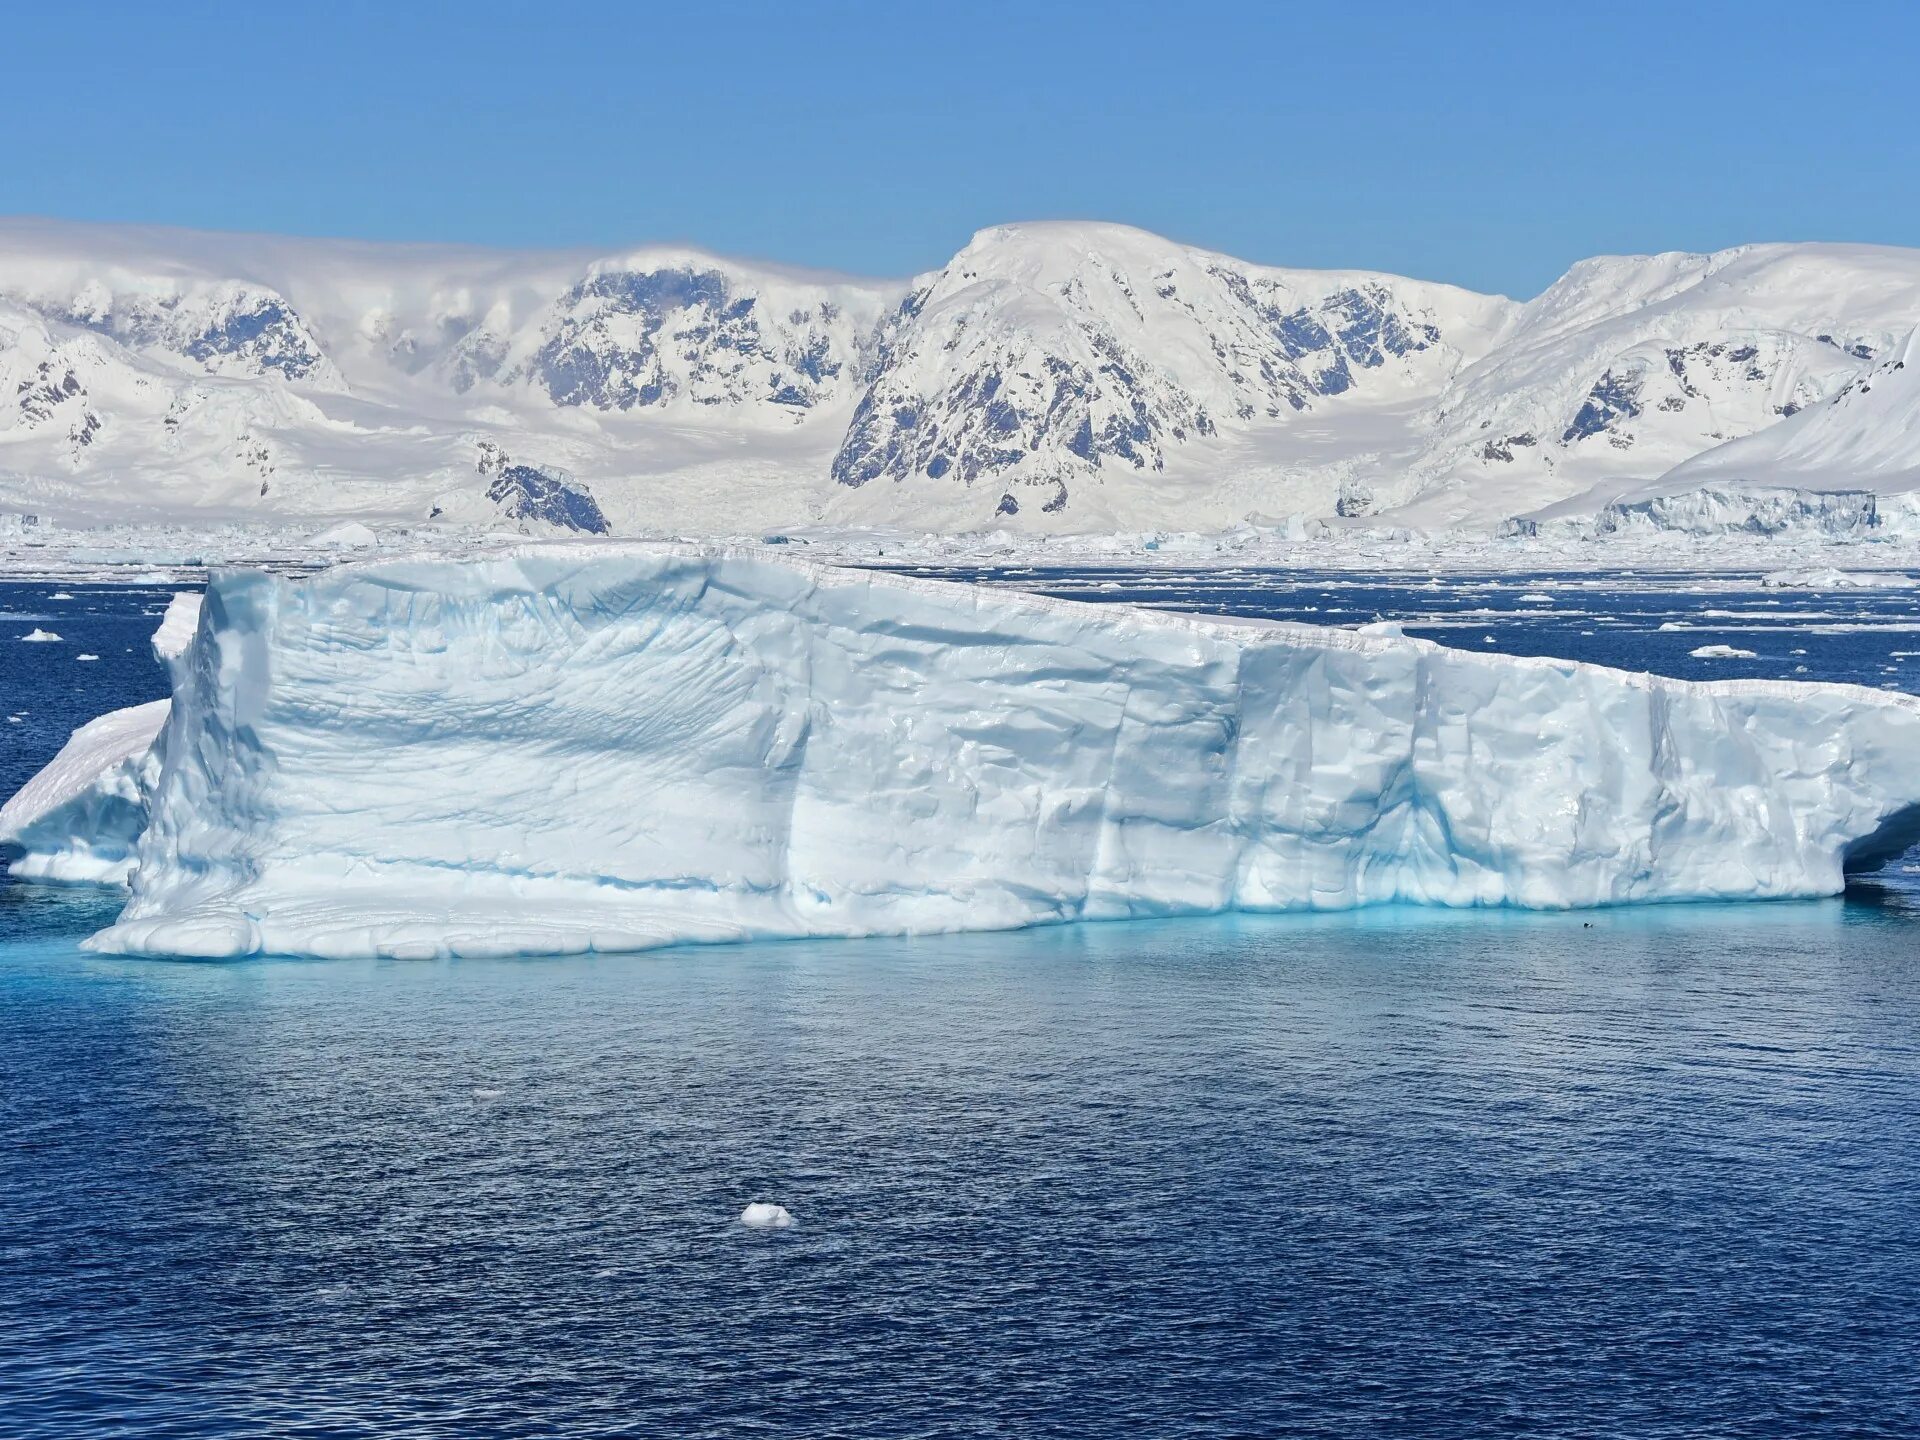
[{"xmin": 47, "ymin": 544, "xmax": 1920, "ymax": 958}]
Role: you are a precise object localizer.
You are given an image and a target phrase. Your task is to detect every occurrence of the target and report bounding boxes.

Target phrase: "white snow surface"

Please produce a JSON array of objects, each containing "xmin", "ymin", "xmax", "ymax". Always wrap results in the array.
[
  {"xmin": 7, "ymin": 219, "xmax": 1920, "ymax": 541},
  {"xmin": 74, "ymin": 545, "xmax": 1920, "ymax": 960},
  {"xmin": 1426, "ymin": 247, "xmax": 1920, "ymax": 530},
  {"xmin": 1561, "ymin": 328, "xmax": 1920, "ymax": 537}
]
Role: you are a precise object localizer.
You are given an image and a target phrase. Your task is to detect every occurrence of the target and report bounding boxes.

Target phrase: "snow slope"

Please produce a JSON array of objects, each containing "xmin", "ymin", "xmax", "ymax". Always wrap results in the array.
[
  {"xmin": 825, "ymin": 222, "xmax": 1514, "ymax": 529},
  {"xmin": 72, "ymin": 545, "xmax": 1920, "ymax": 960},
  {"xmin": 1398, "ymin": 245, "xmax": 1920, "ymax": 527},
  {"xmin": 0, "ymin": 220, "xmax": 899, "ymax": 533},
  {"xmin": 4, "ymin": 220, "xmax": 1919, "ymax": 538},
  {"xmin": 1549, "ymin": 327, "xmax": 1920, "ymax": 537}
]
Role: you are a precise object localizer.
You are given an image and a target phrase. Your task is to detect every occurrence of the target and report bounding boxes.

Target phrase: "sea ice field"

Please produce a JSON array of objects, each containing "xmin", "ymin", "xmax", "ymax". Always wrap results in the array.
[{"xmin": 3, "ymin": 569, "xmax": 1920, "ymax": 1436}]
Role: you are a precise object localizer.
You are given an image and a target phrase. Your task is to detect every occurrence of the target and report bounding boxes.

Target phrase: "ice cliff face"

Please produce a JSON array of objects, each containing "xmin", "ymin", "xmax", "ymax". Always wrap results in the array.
[
  {"xmin": 68, "ymin": 547, "xmax": 1920, "ymax": 960},
  {"xmin": 7, "ymin": 220, "xmax": 1920, "ymax": 537},
  {"xmin": 0, "ymin": 700, "xmax": 170, "ymax": 884}
]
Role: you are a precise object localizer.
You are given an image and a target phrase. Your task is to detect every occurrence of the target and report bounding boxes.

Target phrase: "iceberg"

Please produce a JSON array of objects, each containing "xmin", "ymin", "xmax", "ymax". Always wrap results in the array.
[
  {"xmin": 44, "ymin": 543, "xmax": 1920, "ymax": 961},
  {"xmin": 0, "ymin": 592, "xmax": 200, "ymax": 884},
  {"xmin": 0, "ymin": 700, "xmax": 170, "ymax": 883},
  {"xmin": 739, "ymin": 1203, "xmax": 795, "ymax": 1229}
]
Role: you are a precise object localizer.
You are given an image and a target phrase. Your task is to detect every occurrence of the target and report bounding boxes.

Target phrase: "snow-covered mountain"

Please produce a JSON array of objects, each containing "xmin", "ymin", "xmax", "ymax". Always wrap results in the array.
[
  {"xmin": 0, "ymin": 221, "xmax": 899, "ymax": 532},
  {"xmin": 1407, "ymin": 245, "xmax": 1920, "ymax": 530},
  {"xmin": 1550, "ymin": 327, "xmax": 1920, "ymax": 537},
  {"xmin": 2, "ymin": 217, "xmax": 1917, "ymax": 537},
  {"xmin": 1660, "ymin": 326, "xmax": 1920, "ymax": 494},
  {"xmin": 828, "ymin": 222, "xmax": 1512, "ymax": 527}
]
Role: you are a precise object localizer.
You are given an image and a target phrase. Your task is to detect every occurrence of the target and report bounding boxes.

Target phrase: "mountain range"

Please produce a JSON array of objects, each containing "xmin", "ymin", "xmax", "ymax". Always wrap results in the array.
[{"xmin": 2, "ymin": 217, "xmax": 1917, "ymax": 537}]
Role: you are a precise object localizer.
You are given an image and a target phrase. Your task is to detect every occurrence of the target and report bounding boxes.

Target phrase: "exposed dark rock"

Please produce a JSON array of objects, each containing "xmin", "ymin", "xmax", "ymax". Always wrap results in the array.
[
  {"xmin": 478, "ymin": 442, "xmax": 609, "ymax": 533},
  {"xmin": 1563, "ymin": 370, "xmax": 1644, "ymax": 443},
  {"xmin": 528, "ymin": 267, "xmax": 844, "ymax": 413}
]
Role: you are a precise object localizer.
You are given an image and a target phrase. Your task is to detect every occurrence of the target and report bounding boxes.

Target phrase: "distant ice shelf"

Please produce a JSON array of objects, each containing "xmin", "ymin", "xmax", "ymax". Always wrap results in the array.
[{"xmin": 0, "ymin": 545, "xmax": 1897, "ymax": 960}]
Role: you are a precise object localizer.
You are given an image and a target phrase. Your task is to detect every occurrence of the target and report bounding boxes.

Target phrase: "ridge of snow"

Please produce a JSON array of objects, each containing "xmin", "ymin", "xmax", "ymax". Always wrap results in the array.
[{"xmin": 1397, "ymin": 244, "xmax": 1920, "ymax": 528}]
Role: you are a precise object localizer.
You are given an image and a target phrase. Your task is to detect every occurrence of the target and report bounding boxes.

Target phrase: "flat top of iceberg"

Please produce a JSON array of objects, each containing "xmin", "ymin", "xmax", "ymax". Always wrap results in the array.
[{"xmin": 285, "ymin": 539, "xmax": 1920, "ymax": 713}]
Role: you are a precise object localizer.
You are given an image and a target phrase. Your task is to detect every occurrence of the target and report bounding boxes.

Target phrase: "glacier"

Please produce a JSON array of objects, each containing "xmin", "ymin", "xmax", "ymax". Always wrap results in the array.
[
  {"xmin": 1555, "ymin": 328, "xmax": 1920, "ymax": 539},
  {"xmin": 25, "ymin": 544, "xmax": 1915, "ymax": 961}
]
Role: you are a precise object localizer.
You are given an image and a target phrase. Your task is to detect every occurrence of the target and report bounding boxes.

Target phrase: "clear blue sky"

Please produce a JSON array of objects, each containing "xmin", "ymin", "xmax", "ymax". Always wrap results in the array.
[{"xmin": 12, "ymin": 0, "xmax": 1917, "ymax": 296}]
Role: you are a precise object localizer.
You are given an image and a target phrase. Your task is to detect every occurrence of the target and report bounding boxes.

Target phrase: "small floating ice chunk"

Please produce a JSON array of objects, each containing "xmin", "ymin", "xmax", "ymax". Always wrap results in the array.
[
  {"xmin": 76, "ymin": 654, "xmax": 99, "ymax": 662},
  {"xmin": 50, "ymin": 592, "xmax": 73, "ymax": 600},
  {"xmin": 739, "ymin": 1202, "xmax": 795, "ymax": 1229},
  {"xmin": 21, "ymin": 629, "xmax": 60, "ymax": 643},
  {"xmin": 1691, "ymin": 644, "xmax": 1758, "ymax": 660},
  {"xmin": 1517, "ymin": 592, "xmax": 1554, "ymax": 603}
]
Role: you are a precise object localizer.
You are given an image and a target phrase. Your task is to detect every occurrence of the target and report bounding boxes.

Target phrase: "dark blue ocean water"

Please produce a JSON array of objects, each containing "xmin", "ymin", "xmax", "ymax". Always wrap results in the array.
[{"xmin": 4, "ymin": 573, "xmax": 1920, "ymax": 1438}]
